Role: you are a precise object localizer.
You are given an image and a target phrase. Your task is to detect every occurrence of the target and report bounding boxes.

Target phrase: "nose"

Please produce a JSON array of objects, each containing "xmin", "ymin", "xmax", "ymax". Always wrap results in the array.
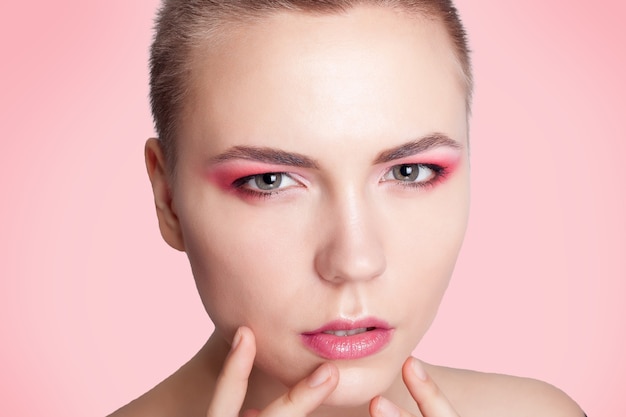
[{"xmin": 314, "ymin": 190, "xmax": 386, "ymax": 284}]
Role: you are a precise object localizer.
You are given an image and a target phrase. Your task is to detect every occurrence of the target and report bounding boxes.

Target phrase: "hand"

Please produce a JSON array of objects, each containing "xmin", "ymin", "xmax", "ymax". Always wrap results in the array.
[
  {"xmin": 206, "ymin": 326, "xmax": 340, "ymax": 417},
  {"xmin": 370, "ymin": 357, "xmax": 460, "ymax": 417}
]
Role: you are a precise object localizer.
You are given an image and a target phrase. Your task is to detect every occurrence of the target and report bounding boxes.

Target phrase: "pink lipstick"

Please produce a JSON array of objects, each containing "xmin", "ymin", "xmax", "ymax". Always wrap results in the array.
[{"xmin": 301, "ymin": 318, "xmax": 393, "ymax": 360}]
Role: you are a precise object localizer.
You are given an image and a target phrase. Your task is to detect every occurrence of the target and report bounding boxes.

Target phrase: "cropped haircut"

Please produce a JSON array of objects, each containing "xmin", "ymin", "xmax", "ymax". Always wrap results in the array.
[{"xmin": 150, "ymin": 0, "xmax": 472, "ymax": 172}]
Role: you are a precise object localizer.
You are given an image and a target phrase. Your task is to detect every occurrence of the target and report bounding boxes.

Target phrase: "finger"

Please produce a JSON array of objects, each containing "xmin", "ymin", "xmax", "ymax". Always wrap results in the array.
[
  {"xmin": 206, "ymin": 327, "xmax": 256, "ymax": 417},
  {"xmin": 370, "ymin": 395, "xmax": 414, "ymax": 417},
  {"xmin": 401, "ymin": 357, "xmax": 459, "ymax": 417},
  {"xmin": 257, "ymin": 362, "xmax": 339, "ymax": 417}
]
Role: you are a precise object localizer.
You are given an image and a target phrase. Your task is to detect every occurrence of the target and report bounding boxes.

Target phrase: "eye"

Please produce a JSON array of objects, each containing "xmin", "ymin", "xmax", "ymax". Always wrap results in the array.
[
  {"xmin": 234, "ymin": 172, "xmax": 299, "ymax": 193},
  {"xmin": 382, "ymin": 164, "xmax": 439, "ymax": 185}
]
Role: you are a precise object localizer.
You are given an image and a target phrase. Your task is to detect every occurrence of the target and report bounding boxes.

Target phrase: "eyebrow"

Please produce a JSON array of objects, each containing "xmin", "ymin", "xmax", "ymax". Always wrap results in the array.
[
  {"xmin": 211, "ymin": 146, "xmax": 320, "ymax": 169},
  {"xmin": 374, "ymin": 133, "xmax": 462, "ymax": 164},
  {"xmin": 210, "ymin": 133, "xmax": 461, "ymax": 168}
]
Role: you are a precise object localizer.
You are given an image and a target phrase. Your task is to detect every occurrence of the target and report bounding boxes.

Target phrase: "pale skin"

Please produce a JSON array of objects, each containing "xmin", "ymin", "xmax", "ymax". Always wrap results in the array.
[{"xmin": 109, "ymin": 5, "xmax": 584, "ymax": 417}]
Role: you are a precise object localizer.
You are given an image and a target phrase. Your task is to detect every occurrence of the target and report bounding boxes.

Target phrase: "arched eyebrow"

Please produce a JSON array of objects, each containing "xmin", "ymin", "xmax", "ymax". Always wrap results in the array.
[
  {"xmin": 211, "ymin": 146, "xmax": 320, "ymax": 169},
  {"xmin": 373, "ymin": 133, "xmax": 462, "ymax": 164},
  {"xmin": 210, "ymin": 133, "xmax": 461, "ymax": 168}
]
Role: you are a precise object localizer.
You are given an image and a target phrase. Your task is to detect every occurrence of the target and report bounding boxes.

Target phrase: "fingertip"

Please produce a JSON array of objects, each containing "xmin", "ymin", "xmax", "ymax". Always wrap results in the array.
[
  {"xmin": 370, "ymin": 396, "xmax": 401, "ymax": 417},
  {"xmin": 327, "ymin": 362, "xmax": 340, "ymax": 390},
  {"xmin": 221, "ymin": 327, "xmax": 256, "ymax": 381},
  {"xmin": 402, "ymin": 358, "xmax": 460, "ymax": 416},
  {"xmin": 369, "ymin": 396, "xmax": 381, "ymax": 416},
  {"xmin": 402, "ymin": 357, "xmax": 428, "ymax": 382},
  {"xmin": 231, "ymin": 326, "xmax": 256, "ymax": 353},
  {"xmin": 306, "ymin": 362, "xmax": 339, "ymax": 388},
  {"xmin": 232, "ymin": 327, "xmax": 243, "ymax": 350},
  {"xmin": 237, "ymin": 325, "xmax": 253, "ymax": 337},
  {"xmin": 410, "ymin": 357, "xmax": 428, "ymax": 381},
  {"xmin": 327, "ymin": 362, "xmax": 340, "ymax": 382}
]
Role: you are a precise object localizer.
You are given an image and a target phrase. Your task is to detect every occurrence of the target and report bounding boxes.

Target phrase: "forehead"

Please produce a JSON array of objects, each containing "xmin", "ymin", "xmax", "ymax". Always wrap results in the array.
[{"xmin": 181, "ymin": 5, "xmax": 467, "ymax": 155}]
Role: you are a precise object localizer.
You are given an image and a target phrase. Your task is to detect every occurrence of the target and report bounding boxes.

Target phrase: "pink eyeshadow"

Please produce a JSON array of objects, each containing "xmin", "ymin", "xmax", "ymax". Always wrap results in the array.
[{"xmin": 205, "ymin": 161, "xmax": 298, "ymax": 191}]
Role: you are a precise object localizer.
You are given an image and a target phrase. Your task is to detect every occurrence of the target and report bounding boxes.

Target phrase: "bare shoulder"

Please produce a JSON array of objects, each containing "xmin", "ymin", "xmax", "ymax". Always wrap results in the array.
[
  {"xmin": 424, "ymin": 363, "xmax": 585, "ymax": 417},
  {"xmin": 106, "ymin": 372, "xmax": 198, "ymax": 417},
  {"xmin": 106, "ymin": 340, "xmax": 220, "ymax": 417},
  {"xmin": 105, "ymin": 376, "xmax": 192, "ymax": 417}
]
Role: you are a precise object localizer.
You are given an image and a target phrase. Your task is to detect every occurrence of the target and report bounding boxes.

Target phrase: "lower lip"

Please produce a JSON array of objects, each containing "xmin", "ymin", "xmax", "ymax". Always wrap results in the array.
[{"xmin": 301, "ymin": 328, "xmax": 393, "ymax": 360}]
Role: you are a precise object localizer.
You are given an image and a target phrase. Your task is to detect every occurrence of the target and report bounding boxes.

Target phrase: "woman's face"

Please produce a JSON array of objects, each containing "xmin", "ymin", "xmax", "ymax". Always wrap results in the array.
[{"xmin": 169, "ymin": 5, "xmax": 469, "ymax": 406}]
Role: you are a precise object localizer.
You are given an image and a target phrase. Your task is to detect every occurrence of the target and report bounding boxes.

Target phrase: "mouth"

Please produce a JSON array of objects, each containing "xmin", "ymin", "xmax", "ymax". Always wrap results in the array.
[
  {"xmin": 301, "ymin": 318, "xmax": 393, "ymax": 360},
  {"xmin": 322, "ymin": 327, "xmax": 376, "ymax": 337}
]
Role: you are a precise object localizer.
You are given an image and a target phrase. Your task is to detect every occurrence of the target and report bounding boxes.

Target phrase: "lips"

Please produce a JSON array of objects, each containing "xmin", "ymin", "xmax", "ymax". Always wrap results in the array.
[{"xmin": 301, "ymin": 318, "xmax": 393, "ymax": 360}]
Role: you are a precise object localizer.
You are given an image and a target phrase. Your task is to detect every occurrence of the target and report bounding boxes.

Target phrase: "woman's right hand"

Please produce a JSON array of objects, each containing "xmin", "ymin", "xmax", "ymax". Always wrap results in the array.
[{"xmin": 206, "ymin": 326, "xmax": 340, "ymax": 417}]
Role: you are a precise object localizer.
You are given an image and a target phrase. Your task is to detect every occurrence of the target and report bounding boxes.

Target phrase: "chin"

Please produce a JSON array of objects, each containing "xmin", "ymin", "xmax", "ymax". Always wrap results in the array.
[{"xmin": 323, "ymin": 364, "xmax": 397, "ymax": 407}]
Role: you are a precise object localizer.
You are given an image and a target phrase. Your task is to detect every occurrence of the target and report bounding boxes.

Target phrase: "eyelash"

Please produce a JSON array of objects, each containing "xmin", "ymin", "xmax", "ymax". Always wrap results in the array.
[
  {"xmin": 232, "ymin": 173, "xmax": 301, "ymax": 199},
  {"xmin": 381, "ymin": 163, "xmax": 447, "ymax": 190},
  {"xmin": 231, "ymin": 163, "xmax": 447, "ymax": 199}
]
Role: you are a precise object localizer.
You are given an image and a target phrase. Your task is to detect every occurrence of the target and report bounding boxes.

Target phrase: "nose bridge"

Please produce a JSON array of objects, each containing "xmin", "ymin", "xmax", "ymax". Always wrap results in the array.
[{"xmin": 314, "ymin": 184, "xmax": 386, "ymax": 284}]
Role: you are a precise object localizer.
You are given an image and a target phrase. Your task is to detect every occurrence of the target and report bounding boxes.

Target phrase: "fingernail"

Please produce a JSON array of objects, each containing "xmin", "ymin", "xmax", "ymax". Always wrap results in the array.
[
  {"xmin": 232, "ymin": 328, "xmax": 243, "ymax": 350},
  {"xmin": 411, "ymin": 357, "xmax": 427, "ymax": 381},
  {"xmin": 307, "ymin": 364, "xmax": 331, "ymax": 388},
  {"xmin": 376, "ymin": 396, "xmax": 401, "ymax": 417}
]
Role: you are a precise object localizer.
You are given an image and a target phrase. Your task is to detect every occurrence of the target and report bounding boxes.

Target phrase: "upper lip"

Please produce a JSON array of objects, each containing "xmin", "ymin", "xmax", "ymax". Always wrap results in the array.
[{"xmin": 302, "ymin": 317, "xmax": 391, "ymax": 335}]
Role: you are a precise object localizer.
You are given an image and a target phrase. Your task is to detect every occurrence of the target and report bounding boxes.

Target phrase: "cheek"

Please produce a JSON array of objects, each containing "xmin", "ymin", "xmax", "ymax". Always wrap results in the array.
[
  {"xmin": 385, "ymin": 175, "xmax": 469, "ymax": 319},
  {"xmin": 183, "ymin": 213, "xmax": 321, "ymax": 386},
  {"xmin": 388, "ymin": 176, "xmax": 468, "ymax": 261},
  {"xmin": 180, "ymin": 200, "xmax": 311, "ymax": 334}
]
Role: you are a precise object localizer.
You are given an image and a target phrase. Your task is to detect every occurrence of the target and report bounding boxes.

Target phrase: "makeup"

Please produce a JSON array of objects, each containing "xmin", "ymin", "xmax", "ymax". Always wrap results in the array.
[
  {"xmin": 205, "ymin": 160, "xmax": 310, "ymax": 200},
  {"xmin": 377, "ymin": 150, "xmax": 462, "ymax": 193},
  {"xmin": 301, "ymin": 318, "xmax": 393, "ymax": 360}
]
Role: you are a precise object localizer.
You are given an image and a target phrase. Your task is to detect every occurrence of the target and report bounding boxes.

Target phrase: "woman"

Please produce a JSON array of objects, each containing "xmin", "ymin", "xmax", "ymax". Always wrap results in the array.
[{"xmin": 110, "ymin": 1, "xmax": 584, "ymax": 416}]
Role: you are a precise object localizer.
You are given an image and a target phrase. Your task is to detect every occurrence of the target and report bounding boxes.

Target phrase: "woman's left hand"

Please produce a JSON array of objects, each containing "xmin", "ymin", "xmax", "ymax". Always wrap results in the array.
[{"xmin": 369, "ymin": 357, "xmax": 460, "ymax": 417}]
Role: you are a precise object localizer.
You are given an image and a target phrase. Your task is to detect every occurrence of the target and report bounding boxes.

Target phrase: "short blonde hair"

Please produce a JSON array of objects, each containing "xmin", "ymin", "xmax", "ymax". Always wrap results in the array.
[{"xmin": 149, "ymin": 0, "xmax": 472, "ymax": 170}]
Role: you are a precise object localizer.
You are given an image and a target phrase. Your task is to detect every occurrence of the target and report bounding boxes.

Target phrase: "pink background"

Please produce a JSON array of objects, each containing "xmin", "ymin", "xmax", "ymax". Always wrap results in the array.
[{"xmin": 1, "ymin": 1, "xmax": 624, "ymax": 415}]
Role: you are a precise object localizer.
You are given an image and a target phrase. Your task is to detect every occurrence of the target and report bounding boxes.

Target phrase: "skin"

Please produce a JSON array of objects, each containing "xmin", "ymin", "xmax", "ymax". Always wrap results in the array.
[{"xmin": 109, "ymin": 5, "xmax": 584, "ymax": 417}]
